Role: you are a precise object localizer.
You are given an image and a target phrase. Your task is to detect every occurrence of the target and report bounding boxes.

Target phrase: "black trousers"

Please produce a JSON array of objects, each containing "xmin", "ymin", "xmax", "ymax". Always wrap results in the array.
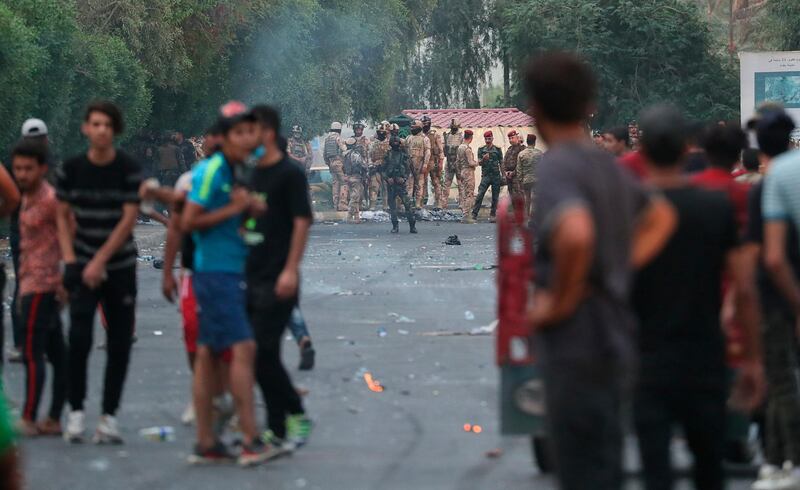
[
  {"xmin": 634, "ymin": 384, "xmax": 727, "ymax": 490},
  {"xmin": 471, "ymin": 175, "xmax": 501, "ymax": 218},
  {"xmin": 247, "ymin": 281, "xmax": 304, "ymax": 439},
  {"xmin": 66, "ymin": 266, "xmax": 136, "ymax": 415},
  {"xmin": 20, "ymin": 292, "xmax": 66, "ymax": 422},
  {"xmin": 387, "ymin": 182, "xmax": 415, "ymax": 227},
  {"xmin": 544, "ymin": 362, "xmax": 625, "ymax": 490}
]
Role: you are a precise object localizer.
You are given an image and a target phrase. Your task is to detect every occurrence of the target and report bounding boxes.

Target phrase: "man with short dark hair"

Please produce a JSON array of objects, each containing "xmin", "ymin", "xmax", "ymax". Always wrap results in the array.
[
  {"xmin": 56, "ymin": 100, "xmax": 141, "ymax": 444},
  {"xmin": 524, "ymin": 52, "xmax": 676, "ymax": 490},
  {"xmin": 470, "ymin": 131, "xmax": 502, "ymax": 222},
  {"xmin": 602, "ymin": 126, "xmax": 629, "ymax": 157},
  {"xmin": 246, "ymin": 105, "xmax": 313, "ymax": 450},
  {"xmin": 11, "ymin": 140, "xmax": 66, "ymax": 437},
  {"xmin": 633, "ymin": 105, "xmax": 764, "ymax": 490}
]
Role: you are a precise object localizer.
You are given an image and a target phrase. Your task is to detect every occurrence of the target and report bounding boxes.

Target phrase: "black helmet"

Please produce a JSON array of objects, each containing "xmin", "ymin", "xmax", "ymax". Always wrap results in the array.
[{"xmin": 421, "ymin": 115, "xmax": 432, "ymax": 125}]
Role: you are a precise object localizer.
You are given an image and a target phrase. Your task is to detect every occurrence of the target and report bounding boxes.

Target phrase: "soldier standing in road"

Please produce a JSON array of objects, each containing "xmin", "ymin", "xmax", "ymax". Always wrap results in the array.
[
  {"xmin": 405, "ymin": 120, "xmax": 431, "ymax": 209},
  {"xmin": 442, "ymin": 119, "xmax": 464, "ymax": 210},
  {"xmin": 287, "ymin": 125, "xmax": 313, "ymax": 175},
  {"xmin": 516, "ymin": 133, "xmax": 543, "ymax": 219},
  {"xmin": 382, "ymin": 135, "xmax": 417, "ymax": 234},
  {"xmin": 502, "ymin": 130, "xmax": 526, "ymax": 204},
  {"xmin": 352, "ymin": 122, "xmax": 370, "ymax": 209},
  {"xmin": 323, "ymin": 122, "xmax": 348, "ymax": 211},
  {"xmin": 422, "ymin": 116, "xmax": 445, "ymax": 209},
  {"xmin": 471, "ymin": 131, "xmax": 503, "ymax": 222},
  {"xmin": 368, "ymin": 123, "xmax": 390, "ymax": 211},
  {"xmin": 342, "ymin": 138, "xmax": 367, "ymax": 224},
  {"xmin": 457, "ymin": 130, "xmax": 478, "ymax": 223}
]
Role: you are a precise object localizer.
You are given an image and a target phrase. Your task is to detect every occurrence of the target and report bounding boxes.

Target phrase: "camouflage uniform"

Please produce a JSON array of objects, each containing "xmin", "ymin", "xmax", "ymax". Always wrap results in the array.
[
  {"xmin": 443, "ymin": 130, "xmax": 465, "ymax": 209},
  {"xmin": 456, "ymin": 142, "xmax": 478, "ymax": 216},
  {"xmin": 424, "ymin": 128, "xmax": 445, "ymax": 208},
  {"xmin": 323, "ymin": 130, "xmax": 348, "ymax": 211},
  {"xmin": 343, "ymin": 146, "xmax": 367, "ymax": 222},
  {"xmin": 368, "ymin": 137, "xmax": 390, "ymax": 210},
  {"xmin": 516, "ymin": 145, "xmax": 543, "ymax": 217},
  {"xmin": 383, "ymin": 143, "xmax": 416, "ymax": 232},
  {"xmin": 471, "ymin": 145, "xmax": 503, "ymax": 219},
  {"xmin": 503, "ymin": 141, "xmax": 526, "ymax": 201},
  {"xmin": 405, "ymin": 129, "xmax": 431, "ymax": 208},
  {"xmin": 287, "ymin": 136, "xmax": 313, "ymax": 174}
]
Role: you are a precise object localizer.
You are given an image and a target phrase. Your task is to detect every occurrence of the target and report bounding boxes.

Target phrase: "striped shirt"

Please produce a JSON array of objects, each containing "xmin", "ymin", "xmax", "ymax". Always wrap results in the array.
[{"xmin": 56, "ymin": 151, "xmax": 142, "ymax": 270}]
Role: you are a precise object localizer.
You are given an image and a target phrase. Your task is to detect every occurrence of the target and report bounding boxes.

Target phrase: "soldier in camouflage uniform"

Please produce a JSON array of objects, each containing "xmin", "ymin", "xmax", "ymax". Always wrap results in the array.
[
  {"xmin": 342, "ymin": 137, "xmax": 367, "ymax": 223},
  {"xmin": 471, "ymin": 130, "xmax": 503, "ymax": 222},
  {"xmin": 382, "ymin": 135, "xmax": 417, "ymax": 234},
  {"xmin": 323, "ymin": 122, "xmax": 348, "ymax": 211},
  {"xmin": 287, "ymin": 124, "xmax": 313, "ymax": 175},
  {"xmin": 353, "ymin": 122, "xmax": 370, "ymax": 158},
  {"xmin": 405, "ymin": 119, "xmax": 431, "ymax": 208},
  {"xmin": 422, "ymin": 115, "xmax": 445, "ymax": 209},
  {"xmin": 457, "ymin": 130, "xmax": 478, "ymax": 223},
  {"xmin": 368, "ymin": 122, "xmax": 390, "ymax": 211},
  {"xmin": 442, "ymin": 119, "xmax": 464, "ymax": 210},
  {"xmin": 516, "ymin": 133, "xmax": 543, "ymax": 219},
  {"xmin": 502, "ymin": 130, "xmax": 526, "ymax": 203}
]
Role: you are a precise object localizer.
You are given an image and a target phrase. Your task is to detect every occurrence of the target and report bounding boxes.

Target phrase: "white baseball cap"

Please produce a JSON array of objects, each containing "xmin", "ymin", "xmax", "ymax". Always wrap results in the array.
[{"xmin": 21, "ymin": 118, "xmax": 48, "ymax": 137}]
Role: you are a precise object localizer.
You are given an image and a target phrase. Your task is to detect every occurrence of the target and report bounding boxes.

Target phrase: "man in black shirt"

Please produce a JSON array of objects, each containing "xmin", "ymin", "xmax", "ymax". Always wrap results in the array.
[
  {"xmin": 247, "ymin": 106, "xmax": 313, "ymax": 449},
  {"xmin": 56, "ymin": 101, "xmax": 142, "ymax": 444},
  {"xmin": 632, "ymin": 105, "xmax": 765, "ymax": 490}
]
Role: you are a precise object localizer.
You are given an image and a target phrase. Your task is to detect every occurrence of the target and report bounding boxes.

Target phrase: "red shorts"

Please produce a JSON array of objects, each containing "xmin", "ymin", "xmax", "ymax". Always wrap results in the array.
[{"xmin": 180, "ymin": 273, "xmax": 231, "ymax": 362}]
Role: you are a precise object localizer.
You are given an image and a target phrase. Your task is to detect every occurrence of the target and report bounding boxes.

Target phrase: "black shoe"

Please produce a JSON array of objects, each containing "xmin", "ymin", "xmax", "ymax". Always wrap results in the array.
[
  {"xmin": 298, "ymin": 342, "xmax": 315, "ymax": 371},
  {"xmin": 391, "ymin": 223, "xmax": 399, "ymax": 234},
  {"xmin": 409, "ymin": 224, "xmax": 418, "ymax": 234}
]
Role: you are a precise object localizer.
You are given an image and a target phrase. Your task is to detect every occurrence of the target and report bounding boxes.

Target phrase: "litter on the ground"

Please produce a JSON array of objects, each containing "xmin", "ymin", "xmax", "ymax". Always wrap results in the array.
[
  {"xmin": 388, "ymin": 312, "xmax": 416, "ymax": 323},
  {"xmin": 485, "ymin": 448, "xmax": 504, "ymax": 459},
  {"xmin": 449, "ymin": 264, "xmax": 499, "ymax": 271},
  {"xmin": 377, "ymin": 327, "xmax": 388, "ymax": 337},
  {"xmin": 139, "ymin": 426, "xmax": 175, "ymax": 442},
  {"xmin": 444, "ymin": 235, "xmax": 462, "ymax": 246},
  {"xmin": 153, "ymin": 330, "xmax": 163, "ymax": 336},
  {"xmin": 363, "ymin": 372, "xmax": 384, "ymax": 392},
  {"xmin": 464, "ymin": 310, "xmax": 475, "ymax": 321}
]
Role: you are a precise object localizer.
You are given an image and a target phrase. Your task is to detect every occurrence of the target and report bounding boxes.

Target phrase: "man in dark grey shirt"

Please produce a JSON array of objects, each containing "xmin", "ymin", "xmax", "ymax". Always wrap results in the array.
[{"xmin": 524, "ymin": 52, "xmax": 676, "ymax": 490}]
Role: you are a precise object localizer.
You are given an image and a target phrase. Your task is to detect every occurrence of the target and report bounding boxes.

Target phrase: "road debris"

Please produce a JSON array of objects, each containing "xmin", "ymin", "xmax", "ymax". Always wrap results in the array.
[
  {"xmin": 444, "ymin": 235, "xmax": 462, "ymax": 246},
  {"xmin": 388, "ymin": 312, "xmax": 416, "ymax": 323},
  {"xmin": 485, "ymin": 448, "xmax": 504, "ymax": 459},
  {"xmin": 363, "ymin": 372, "xmax": 385, "ymax": 392}
]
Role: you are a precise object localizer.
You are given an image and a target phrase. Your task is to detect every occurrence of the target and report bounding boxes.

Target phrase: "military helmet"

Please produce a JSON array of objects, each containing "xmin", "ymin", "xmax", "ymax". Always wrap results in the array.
[
  {"xmin": 380, "ymin": 120, "xmax": 390, "ymax": 127},
  {"xmin": 345, "ymin": 137, "xmax": 357, "ymax": 146},
  {"xmin": 449, "ymin": 118, "xmax": 460, "ymax": 129},
  {"xmin": 376, "ymin": 123, "xmax": 387, "ymax": 133},
  {"xmin": 411, "ymin": 119, "xmax": 423, "ymax": 129},
  {"xmin": 292, "ymin": 125, "xmax": 302, "ymax": 133},
  {"xmin": 353, "ymin": 121, "xmax": 365, "ymax": 129},
  {"xmin": 421, "ymin": 115, "xmax": 432, "ymax": 125},
  {"xmin": 330, "ymin": 121, "xmax": 343, "ymax": 131},
  {"xmin": 390, "ymin": 123, "xmax": 400, "ymax": 132}
]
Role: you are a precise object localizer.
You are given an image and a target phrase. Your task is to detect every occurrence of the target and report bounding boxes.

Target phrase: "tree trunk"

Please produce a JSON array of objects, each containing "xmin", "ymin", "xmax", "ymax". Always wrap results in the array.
[{"xmin": 502, "ymin": 46, "xmax": 511, "ymax": 106}]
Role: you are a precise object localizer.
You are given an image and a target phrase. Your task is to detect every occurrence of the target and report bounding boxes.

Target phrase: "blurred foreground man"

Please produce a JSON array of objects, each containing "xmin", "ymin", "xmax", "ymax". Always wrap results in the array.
[
  {"xmin": 633, "ymin": 106, "xmax": 764, "ymax": 490},
  {"xmin": 524, "ymin": 52, "xmax": 676, "ymax": 490}
]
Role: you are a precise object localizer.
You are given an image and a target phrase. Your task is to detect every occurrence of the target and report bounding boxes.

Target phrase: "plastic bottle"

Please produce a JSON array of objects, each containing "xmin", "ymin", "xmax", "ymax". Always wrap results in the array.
[{"xmin": 139, "ymin": 426, "xmax": 175, "ymax": 442}]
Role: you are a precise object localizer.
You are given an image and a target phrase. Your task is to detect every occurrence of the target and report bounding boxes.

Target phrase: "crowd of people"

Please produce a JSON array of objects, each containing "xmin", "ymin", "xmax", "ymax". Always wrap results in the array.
[
  {"xmin": 527, "ymin": 52, "xmax": 800, "ymax": 490},
  {"xmin": 317, "ymin": 118, "xmax": 544, "ymax": 227}
]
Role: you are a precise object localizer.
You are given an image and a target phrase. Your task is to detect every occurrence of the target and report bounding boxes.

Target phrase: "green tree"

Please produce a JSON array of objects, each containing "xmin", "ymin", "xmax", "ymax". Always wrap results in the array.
[
  {"xmin": 503, "ymin": 0, "xmax": 738, "ymax": 127},
  {"xmin": 754, "ymin": 1, "xmax": 800, "ymax": 51}
]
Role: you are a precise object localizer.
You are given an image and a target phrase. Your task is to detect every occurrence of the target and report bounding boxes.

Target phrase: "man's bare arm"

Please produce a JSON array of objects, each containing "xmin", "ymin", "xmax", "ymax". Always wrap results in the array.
[
  {"xmin": 162, "ymin": 200, "xmax": 183, "ymax": 302},
  {"xmin": 0, "ymin": 166, "xmax": 19, "ymax": 217},
  {"xmin": 530, "ymin": 207, "xmax": 595, "ymax": 327},
  {"xmin": 181, "ymin": 188, "xmax": 249, "ymax": 232},
  {"xmin": 631, "ymin": 198, "xmax": 677, "ymax": 269},
  {"xmin": 56, "ymin": 201, "xmax": 77, "ymax": 263},
  {"xmin": 286, "ymin": 217, "xmax": 311, "ymax": 272}
]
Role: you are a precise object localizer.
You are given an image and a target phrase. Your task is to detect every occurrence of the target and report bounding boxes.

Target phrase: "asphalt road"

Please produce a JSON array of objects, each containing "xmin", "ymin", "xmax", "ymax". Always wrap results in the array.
[{"xmin": 3, "ymin": 222, "xmax": 756, "ymax": 489}]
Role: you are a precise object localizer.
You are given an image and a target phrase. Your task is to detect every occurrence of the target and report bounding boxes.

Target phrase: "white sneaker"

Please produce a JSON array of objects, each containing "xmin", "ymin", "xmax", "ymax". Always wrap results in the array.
[
  {"xmin": 64, "ymin": 410, "xmax": 86, "ymax": 444},
  {"xmin": 93, "ymin": 415, "xmax": 123, "ymax": 444},
  {"xmin": 181, "ymin": 402, "xmax": 195, "ymax": 426},
  {"xmin": 753, "ymin": 463, "xmax": 800, "ymax": 490}
]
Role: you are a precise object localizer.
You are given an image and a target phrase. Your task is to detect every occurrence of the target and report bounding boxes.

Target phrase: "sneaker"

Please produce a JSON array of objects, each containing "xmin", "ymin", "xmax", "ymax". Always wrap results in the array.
[
  {"xmin": 238, "ymin": 438, "xmax": 281, "ymax": 467},
  {"xmin": 286, "ymin": 414, "xmax": 312, "ymax": 448},
  {"xmin": 64, "ymin": 410, "xmax": 85, "ymax": 443},
  {"xmin": 8, "ymin": 348, "xmax": 22, "ymax": 364},
  {"xmin": 93, "ymin": 414, "xmax": 124, "ymax": 444},
  {"xmin": 298, "ymin": 341, "xmax": 315, "ymax": 371},
  {"xmin": 261, "ymin": 430, "xmax": 295, "ymax": 456},
  {"xmin": 752, "ymin": 464, "xmax": 799, "ymax": 490},
  {"xmin": 212, "ymin": 394, "xmax": 235, "ymax": 437},
  {"xmin": 181, "ymin": 402, "xmax": 195, "ymax": 426},
  {"xmin": 17, "ymin": 419, "xmax": 39, "ymax": 437},
  {"xmin": 187, "ymin": 441, "xmax": 236, "ymax": 465}
]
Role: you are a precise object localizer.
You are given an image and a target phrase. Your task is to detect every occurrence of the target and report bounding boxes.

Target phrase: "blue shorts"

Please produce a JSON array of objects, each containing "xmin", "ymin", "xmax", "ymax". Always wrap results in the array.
[{"xmin": 192, "ymin": 272, "xmax": 253, "ymax": 353}]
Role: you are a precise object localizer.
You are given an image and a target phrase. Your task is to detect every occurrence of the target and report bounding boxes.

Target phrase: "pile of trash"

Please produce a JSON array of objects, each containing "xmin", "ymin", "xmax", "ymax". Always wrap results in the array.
[{"xmin": 359, "ymin": 209, "xmax": 464, "ymax": 223}]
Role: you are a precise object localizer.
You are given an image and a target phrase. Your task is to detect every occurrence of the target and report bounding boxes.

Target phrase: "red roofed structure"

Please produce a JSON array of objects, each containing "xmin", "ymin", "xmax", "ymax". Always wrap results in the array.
[{"xmin": 402, "ymin": 108, "xmax": 534, "ymax": 128}]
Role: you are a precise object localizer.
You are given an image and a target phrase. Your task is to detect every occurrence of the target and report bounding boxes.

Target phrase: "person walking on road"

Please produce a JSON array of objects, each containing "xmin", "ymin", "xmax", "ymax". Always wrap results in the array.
[
  {"xmin": 524, "ymin": 52, "xmax": 676, "ymax": 490},
  {"xmin": 56, "ymin": 101, "xmax": 142, "ymax": 445}
]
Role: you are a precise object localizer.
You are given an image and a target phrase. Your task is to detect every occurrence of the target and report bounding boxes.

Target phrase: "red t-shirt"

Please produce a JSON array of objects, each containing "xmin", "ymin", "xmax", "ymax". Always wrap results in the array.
[
  {"xmin": 692, "ymin": 167, "xmax": 751, "ymax": 233},
  {"xmin": 19, "ymin": 182, "xmax": 62, "ymax": 296},
  {"xmin": 618, "ymin": 151, "xmax": 648, "ymax": 181}
]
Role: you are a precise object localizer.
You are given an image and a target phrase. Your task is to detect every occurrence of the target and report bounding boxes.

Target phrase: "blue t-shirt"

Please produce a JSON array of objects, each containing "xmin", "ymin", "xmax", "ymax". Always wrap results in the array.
[
  {"xmin": 188, "ymin": 153, "xmax": 247, "ymax": 273},
  {"xmin": 763, "ymin": 150, "xmax": 800, "ymax": 229}
]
